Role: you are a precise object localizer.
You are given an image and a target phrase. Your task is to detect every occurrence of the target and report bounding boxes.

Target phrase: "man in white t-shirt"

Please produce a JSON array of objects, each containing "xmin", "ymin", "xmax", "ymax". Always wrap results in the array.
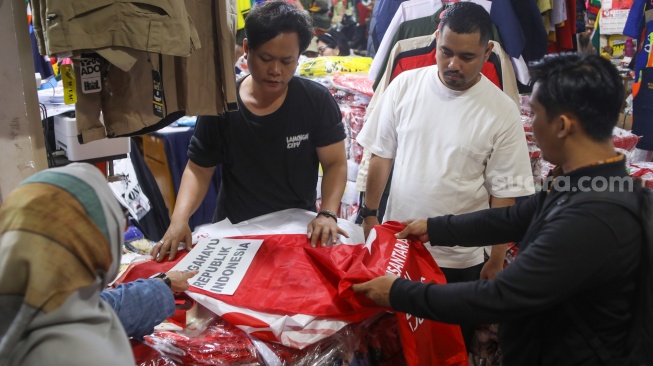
[{"xmin": 356, "ymin": 2, "xmax": 534, "ymax": 349}]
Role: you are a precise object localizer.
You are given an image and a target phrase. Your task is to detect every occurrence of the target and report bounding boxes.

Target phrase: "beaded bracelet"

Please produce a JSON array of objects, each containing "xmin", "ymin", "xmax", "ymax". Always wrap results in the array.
[{"xmin": 316, "ymin": 209, "xmax": 338, "ymax": 222}]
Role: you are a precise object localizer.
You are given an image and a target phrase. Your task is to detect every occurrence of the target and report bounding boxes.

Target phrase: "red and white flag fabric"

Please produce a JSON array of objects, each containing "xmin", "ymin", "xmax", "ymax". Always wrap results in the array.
[{"xmin": 117, "ymin": 211, "xmax": 467, "ymax": 365}]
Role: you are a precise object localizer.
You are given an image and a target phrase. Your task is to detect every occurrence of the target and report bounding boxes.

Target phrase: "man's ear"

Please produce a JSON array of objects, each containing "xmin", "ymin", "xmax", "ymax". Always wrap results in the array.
[
  {"xmin": 435, "ymin": 29, "xmax": 440, "ymax": 42},
  {"xmin": 484, "ymin": 41, "xmax": 494, "ymax": 62},
  {"xmin": 243, "ymin": 38, "xmax": 249, "ymax": 59},
  {"xmin": 557, "ymin": 113, "xmax": 575, "ymax": 138}
]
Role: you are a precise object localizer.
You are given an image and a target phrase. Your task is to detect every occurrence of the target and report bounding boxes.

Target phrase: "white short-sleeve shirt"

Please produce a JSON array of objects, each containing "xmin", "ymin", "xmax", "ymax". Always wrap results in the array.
[{"xmin": 357, "ymin": 66, "xmax": 534, "ymax": 268}]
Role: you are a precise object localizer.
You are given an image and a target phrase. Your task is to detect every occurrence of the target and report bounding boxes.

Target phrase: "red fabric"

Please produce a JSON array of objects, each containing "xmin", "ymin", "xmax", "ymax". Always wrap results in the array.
[
  {"xmin": 192, "ymin": 234, "xmax": 382, "ymax": 322},
  {"xmin": 117, "ymin": 237, "xmax": 379, "ymax": 322},
  {"xmin": 551, "ymin": 0, "xmax": 576, "ymax": 52},
  {"xmin": 135, "ymin": 318, "xmax": 258, "ymax": 365},
  {"xmin": 340, "ymin": 222, "xmax": 468, "ymax": 366},
  {"xmin": 119, "ymin": 223, "xmax": 468, "ymax": 365},
  {"xmin": 356, "ymin": 1, "xmax": 372, "ymax": 25},
  {"xmin": 332, "ymin": 73, "xmax": 375, "ymax": 97},
  {"xmin": 389, "ymin": 47, "xmax": 502, "ymax": 90},
  {"xmin": 612, "ymin": 127, "xmax": 640, "ymax": 151}
]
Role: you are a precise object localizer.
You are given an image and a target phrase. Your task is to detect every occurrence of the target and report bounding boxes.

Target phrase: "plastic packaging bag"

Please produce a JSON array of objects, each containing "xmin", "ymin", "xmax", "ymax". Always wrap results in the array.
[
  {"xmin": 134, "ymin": 313, "xmax": 258, "ymax": 365},
  {"xmin": 299, "ymin": 56, "xmax": 373, "ymax": 77}
]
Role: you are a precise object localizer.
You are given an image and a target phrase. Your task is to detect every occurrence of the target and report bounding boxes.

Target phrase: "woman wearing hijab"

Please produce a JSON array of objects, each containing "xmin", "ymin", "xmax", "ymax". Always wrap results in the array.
[{"xmin": 0, "ymin": 163, "xmax": 135, "ymax": 365}]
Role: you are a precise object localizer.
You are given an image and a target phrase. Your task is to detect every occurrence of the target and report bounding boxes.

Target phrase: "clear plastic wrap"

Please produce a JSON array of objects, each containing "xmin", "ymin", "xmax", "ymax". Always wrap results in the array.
[
  {"xmin": 258, "ymin": 313, "xmax": 405, "ymax": 366},
  {"xmin": 331, "ymin": 73, "xmax": 374, "ymax": 97},
  {"xmin": 134, "ymin": 311, "xmax": 258, "ymax": 366},
  {"xmin": 612, "ymin": 127, "xmax": 640, "ymax": 152},
  {"xmin": 629, "ymin": 162, "xmax": 653, "ymax": 188}
]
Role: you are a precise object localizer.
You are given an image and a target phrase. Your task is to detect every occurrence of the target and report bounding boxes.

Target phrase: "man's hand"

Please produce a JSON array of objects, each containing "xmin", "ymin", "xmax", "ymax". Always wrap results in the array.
[
  {"xmin": 362, "ymin": 216, "xmax": 379, "ymax": 239},
  {"xmin": 480, "ymin": 255, "xmax": 504, "ymax": 280},
  {"xmin": 395, "ymin": 219, "xmax": 429, "ymax": 243},
  {"xmin": 307, "ymin": 215, "xmax": 349, "ymax": 247},
  {"xmin": 351, "ymin": 274, "xmax": 399, "ymax": 307},
  {"xmin": 150, "ymin": 219, "xmax": 193, "ymax": 262},
  {"xmin": 165, "ymin": 270, "xmax": 199, "ymax": 293}
]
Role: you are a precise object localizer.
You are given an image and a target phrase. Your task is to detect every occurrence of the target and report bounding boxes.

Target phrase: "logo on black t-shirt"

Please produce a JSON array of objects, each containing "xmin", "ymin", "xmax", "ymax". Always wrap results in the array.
[{"xmin": 286, "ymin": 133, "xmax": 309, "ymax": 149}]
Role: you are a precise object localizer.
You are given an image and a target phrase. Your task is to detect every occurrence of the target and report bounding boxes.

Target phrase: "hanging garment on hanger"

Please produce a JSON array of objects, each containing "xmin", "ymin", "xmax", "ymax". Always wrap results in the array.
[
  {"xmin": 490, "ymin": 0, "xmax": 526, "ymax": 58},
  {"xmin": 371, "ymin": 7, "xmax": 507, "ymax": 90},
  {"xmin": 74, "ymin": 0, "xmax": 238, "ymax": 143},
  {"xmin": 629, "ymin": 25, "xmax": 653, "ymax": 150},
  {"xmin": 30, "ymin": 0, "xmax": 200, "ymax": 58},
  {"xmin": 367, "ymin": 0, "xmax": 409, "ymax": 58},
  {"xmin": 368, "ymin": 0, "xmax": 443, "ymax": 81},
  {"xmin": 624, "ymin": 0, "xmax": 653, "ymax": 87},
  {"xmin": 510, "ymin": 0, "xmax": 548, "ymax": 62},
  {"xmin": 547, "ymin": 0, "xmax": 576, "ymax": 53},
  {"xmin": 371, "ymin": 8, "xmax": 446, "ymax": 90}
]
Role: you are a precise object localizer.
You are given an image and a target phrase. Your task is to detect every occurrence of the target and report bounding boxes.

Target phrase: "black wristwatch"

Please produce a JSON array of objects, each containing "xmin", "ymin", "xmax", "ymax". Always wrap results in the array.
[
  {"xmin": 359, "ymin": 204, "xmax": 379, "ymax": 218},
  {"xmin": 151, "ymin": 272, "xmax": 172, "ymax": 288}
]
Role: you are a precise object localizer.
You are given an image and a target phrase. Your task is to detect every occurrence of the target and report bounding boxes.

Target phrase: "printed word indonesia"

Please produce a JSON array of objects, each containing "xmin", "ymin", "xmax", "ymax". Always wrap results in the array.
[{"xmin": 189, "ymin": 239, "xmax": 252, "ymax": 293}]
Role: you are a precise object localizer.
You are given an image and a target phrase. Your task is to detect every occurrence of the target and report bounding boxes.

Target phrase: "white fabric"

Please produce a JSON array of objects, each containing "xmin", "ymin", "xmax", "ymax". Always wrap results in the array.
[
  {"xmin": 187, "ymin": 209, "xmax": 363, "ymax": 350},
  {"xmin": 188, "ymin": 292, "xmax": 349, "ymax": 349},
  {"xmin": 357, "ymin": 67, "xmax": 534, "ymax": 268},
  {"xmin": 193, "ymin": 208, "xmax": 364, "ymax": 246},
  {"xmin": 368, "ymin": 0, "xmax": 443, "ymax": 81},
  {"xmin": 511, "ymin": 55, "xmax": 531, "ymax": 85},
  {"xmin": 550, "ymin": 0, "xmax": 568, "ymax": 26}
]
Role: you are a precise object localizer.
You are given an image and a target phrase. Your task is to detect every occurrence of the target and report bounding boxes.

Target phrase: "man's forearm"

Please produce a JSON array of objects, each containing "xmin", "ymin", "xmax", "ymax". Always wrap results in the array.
[
  {"xmin": 364, "ymin": 154, "xmax": 393, "ymax": 209},
  {"xmin": 320, "ymin": 162, "xmax": 347, "ymax": 213},
  {"xmin": 172, "ymin": 161, "xmax": 216, "ymax": 222},
  {"xmin": 488, "ymin": 196, "xmax": 515, "ymax": 259}
]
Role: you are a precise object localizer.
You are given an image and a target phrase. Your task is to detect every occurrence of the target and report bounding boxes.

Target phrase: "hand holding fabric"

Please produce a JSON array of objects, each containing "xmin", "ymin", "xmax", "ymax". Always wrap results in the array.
[
  {"xmin": 395, "ymin": 219, "xmax": 429, "ymax": 243},
  {"xmin": 151, "ymin": 219, "xmax": 193, "ymax": 262},
  {"xmin": 351, "ymin": 274, "xmax": 399, "ymax": 307},
  {"xmin": 307, "ymin": 215, "xmax": 349, "ymax": 247}
]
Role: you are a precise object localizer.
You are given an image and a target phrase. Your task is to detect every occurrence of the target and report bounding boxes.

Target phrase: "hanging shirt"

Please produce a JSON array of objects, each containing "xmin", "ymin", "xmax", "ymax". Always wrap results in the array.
[
  {"xmin": 368, "ymin": 0, "xmax": 443, "ymax": 81},
  {"xmin": 624, "ymin": 0, "xmax": 653, "ymax": 83},
  {"xmin": 367, "ymin": 0, "xmax": 409, "ymax": 57}
]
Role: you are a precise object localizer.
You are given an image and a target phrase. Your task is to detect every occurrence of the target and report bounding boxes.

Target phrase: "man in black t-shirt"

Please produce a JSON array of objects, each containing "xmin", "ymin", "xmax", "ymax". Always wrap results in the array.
[{"xmin": 151, "ymin": 1, "xmax": 348, "ymax": 261}]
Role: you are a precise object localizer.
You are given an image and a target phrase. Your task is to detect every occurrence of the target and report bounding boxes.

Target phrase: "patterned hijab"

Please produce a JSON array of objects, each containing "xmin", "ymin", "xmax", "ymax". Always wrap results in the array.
[{"xmin": 0, "ymin": 163, "xmax": 134, "ymax": 365}]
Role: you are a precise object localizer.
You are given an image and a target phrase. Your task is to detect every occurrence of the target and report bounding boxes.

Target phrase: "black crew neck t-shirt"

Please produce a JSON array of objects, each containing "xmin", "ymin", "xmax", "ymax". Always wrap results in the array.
[{"xmin": 188, "ymin": 76, "xmax": 345, "ymax": 223}]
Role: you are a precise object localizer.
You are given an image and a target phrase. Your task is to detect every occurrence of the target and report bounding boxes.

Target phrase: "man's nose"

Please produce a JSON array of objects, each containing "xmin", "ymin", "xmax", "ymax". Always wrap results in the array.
[
  {"xmin": 269, "ymin": 61, "xmax": 281, "ymax": 75},
  {"xmin": 448, "ymin": 57, "xmax": 461, "ymax": 71}
]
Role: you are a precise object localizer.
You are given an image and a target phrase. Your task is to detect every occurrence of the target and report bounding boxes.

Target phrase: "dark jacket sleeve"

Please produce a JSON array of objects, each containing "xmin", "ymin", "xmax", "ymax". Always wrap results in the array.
[
  {"xmin": 391, "ymin": 201, "xmax": 639, "ymax": 325},
  {"xmin": 426, "ymin": 192, "xmax": 542, "ymax": 247}
]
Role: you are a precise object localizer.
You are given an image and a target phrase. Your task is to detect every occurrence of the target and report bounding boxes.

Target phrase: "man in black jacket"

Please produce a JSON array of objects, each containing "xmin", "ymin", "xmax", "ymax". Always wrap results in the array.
[{"xmin": 352, "ymin": 53, "xmax": 645, "ymax": 365}]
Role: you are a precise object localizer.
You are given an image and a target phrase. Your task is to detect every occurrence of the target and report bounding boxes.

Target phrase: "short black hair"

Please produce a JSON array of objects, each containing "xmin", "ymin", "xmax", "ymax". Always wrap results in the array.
[
  {"xmin": 244, "ymin": 1, "xmax": 314, "ymax": 53},
  {"xmin": 316, "ymin": 30, "xmax": 350, "ymax": 56},
  {"xmin": 439, "ymin": 2, "xmax": 493, "ymax": 45},
  {"xmin": 529, "ymin": 52, "xmax": 623, "ymax": 142}
]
